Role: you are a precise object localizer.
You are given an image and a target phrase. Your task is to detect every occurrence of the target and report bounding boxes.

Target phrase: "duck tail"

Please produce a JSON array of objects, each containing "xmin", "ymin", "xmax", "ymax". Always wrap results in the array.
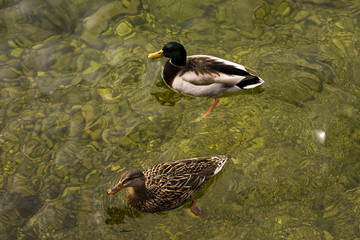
[
  {"xmin": 236, "ymin": 75, "xmax": 264, "ymax": 90},
  {"xmin": 212, "ymin": 155, "xmax": 228, "ymax": 175}
]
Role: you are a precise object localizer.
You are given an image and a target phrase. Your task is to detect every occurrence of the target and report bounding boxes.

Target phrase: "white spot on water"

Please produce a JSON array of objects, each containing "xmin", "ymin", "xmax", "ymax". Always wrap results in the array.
[{"xmin": 314, "ymin": 129, "xmax": 326, "ymax": 144}]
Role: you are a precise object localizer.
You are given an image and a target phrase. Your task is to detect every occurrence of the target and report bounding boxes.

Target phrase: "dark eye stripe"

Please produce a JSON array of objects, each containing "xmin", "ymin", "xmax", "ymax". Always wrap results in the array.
[{"xmin": 124, "ymin": 174, "xmax": 142, "ymax": 182}]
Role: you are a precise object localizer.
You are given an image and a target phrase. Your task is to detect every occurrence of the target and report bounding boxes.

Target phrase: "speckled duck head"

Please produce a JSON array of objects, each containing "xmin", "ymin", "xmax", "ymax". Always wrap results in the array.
[{"xmin": 107, "ymin": 169, "xmax": 145, "ymax": 195}]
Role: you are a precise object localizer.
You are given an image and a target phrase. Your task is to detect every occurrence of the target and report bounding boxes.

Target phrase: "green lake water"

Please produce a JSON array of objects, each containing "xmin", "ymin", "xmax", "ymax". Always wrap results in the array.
[{"xmin": 1, "ymin": 0, "xmax": 359, "ymax": 239}]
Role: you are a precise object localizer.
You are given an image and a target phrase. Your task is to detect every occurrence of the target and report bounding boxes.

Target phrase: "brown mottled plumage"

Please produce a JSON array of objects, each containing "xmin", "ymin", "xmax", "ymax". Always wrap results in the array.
[{"xmin": 107, "ymin": 156, "xmax": 227, "ymax": 215}]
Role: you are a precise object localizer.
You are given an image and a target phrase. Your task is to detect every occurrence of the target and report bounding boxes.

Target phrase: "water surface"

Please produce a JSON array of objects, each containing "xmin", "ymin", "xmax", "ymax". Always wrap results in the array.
[{"xmin": 0, "ymin": 0, "xmax": 359, "ymax": 239}]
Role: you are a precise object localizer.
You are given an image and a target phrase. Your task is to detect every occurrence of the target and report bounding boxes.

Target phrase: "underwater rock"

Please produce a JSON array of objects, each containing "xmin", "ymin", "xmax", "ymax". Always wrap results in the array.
[
  {"xmin": 68, "ymin": 110, "xmax": 85, "ymax": 137},
  {"xmin": 335, "ymin": 17, "xmax": 355, "ymax": 33},
  {"xmin": 116, "ymin": 21, "xmax": 133, "ymax": 37},
  {"xmin": 62, "ymin": 186, "xmax": 92, "ymax": 211},
  {"xmin": 277, "ymin": 1, "xmax": 291, "ymax": 16},
  {"xmin": 21, "ymin": 139, "xmax": 47, "ymax": 160},
  {"xmin": 294, "ymin": 10, "xmax": 310, "ymax": 22},
  {"xmin": 82, "ymin": 60, "xmax": 102, "ymax": 75},
  {"xmin": 81, "ymin": 102, "xmax": 104, "ymax": 129},
  {"xmin": 0, "ymin": 65, "xmax": 20, "ymax": 80},
  {"xmin": 97, "ymin": 88, "xmax": 122, "ymax": 101},
  {"xmin": 148, "ymin": 0, "xmax": 205, "ymax": 22},
  {"xmin": 308, "ymin": 0, "xmax": 333, "ymax": 4},
  {"xmin": 253, "ymin": 0, "xmax": 294, "ymax": 26},
  {"xmin": 102, "ymin": 129, "xmax": 134, "ymax": 148},
  {"xmin": 16, "ymin": 194, "xmax": 43, "ymax": 219},
  {"xmin": 296, "ymin": 76, "xmax": 322, "ymax": 92},
  {"xmin": 81, "ymin": 0, "xmax": 140, "ymax": 43}
]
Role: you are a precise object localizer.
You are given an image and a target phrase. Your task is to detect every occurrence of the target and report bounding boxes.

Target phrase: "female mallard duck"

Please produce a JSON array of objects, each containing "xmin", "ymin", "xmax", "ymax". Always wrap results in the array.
[
  {"xmin": 148, "ymin": 42, "xmax": 264, "ymax": 120},
  {"xmin": 107, "ymin": 155, "xmax": 227, "ymax": 216}
]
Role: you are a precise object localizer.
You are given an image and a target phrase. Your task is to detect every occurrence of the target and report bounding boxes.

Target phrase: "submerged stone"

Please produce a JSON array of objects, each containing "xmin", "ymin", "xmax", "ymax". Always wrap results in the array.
[
  {"xmin": 116, "ymin": 22, "xmax": 133, "ymax": 36},
  {"xmin": 81, "ymin": 0, "xmax": 140, "ymax": 42},
  {"xmin": 294, "ymin": 10, "xmax": 310, "ymax": 22},
  {"xmin": 82, "ymin": 60, "xmax": 102, "ymax": 74}
]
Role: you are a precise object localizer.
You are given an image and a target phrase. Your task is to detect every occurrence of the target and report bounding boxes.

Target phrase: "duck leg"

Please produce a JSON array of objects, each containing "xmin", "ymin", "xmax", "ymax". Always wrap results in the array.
[
  {"xmin": 190, "ymin": 198, "xmax": 204, "ymax": 217},
  {"xmin": 200, "ymin": 97, "xmax": 219, "ymax": 121}
]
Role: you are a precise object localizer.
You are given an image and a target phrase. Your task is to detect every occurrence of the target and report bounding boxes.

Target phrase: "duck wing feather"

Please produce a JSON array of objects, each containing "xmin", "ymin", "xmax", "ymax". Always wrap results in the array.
[{"xmin": 179, "ymin": 55, "xmax": 260, "ymax": 87}]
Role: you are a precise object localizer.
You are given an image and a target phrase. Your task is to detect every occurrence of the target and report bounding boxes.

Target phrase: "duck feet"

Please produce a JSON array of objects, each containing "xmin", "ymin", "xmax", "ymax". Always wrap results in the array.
[
  {"xmin": 190, "ymin": 198, "xmax": 204, "ymax": 217},
  {"xmin": 200, "ymin": 97, "xmax": 219, "ymax": 121}
]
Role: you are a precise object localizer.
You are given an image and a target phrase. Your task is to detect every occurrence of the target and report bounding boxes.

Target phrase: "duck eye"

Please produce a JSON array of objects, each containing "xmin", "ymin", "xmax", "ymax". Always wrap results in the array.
[{"xmin": 124, "ymin": 176, "xmax": 136, "ymax": 183}]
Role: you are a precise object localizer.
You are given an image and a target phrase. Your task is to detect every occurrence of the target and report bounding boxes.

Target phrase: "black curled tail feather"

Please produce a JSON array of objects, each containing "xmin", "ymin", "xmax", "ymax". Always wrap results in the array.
[
  {"xmin": 208, "ymin": 62, "xmax": 263, "ymax": 89},
  {"xmin": 236, "ymin": 76, "xmax": 262, "ymax": 89}
]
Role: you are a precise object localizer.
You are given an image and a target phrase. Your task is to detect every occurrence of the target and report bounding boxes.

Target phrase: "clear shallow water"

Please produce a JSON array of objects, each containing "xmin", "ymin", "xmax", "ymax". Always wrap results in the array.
[{"xmin": 0, "ymin": 0, "xmax": 359, "ymax": 239}]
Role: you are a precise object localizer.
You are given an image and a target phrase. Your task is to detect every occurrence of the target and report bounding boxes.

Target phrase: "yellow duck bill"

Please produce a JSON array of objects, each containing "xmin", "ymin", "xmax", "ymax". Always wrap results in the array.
[{"xmin": 148, "ymin": 49, "xmax": 164, "ymax": 59}]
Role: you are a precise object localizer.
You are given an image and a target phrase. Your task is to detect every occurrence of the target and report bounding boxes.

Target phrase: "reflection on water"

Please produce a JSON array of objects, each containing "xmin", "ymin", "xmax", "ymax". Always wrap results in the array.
[
  {"xmin": 314, "ymin": 129, "xmax": 326, "ymax": 144},
  {"xmin": 105, "ymin": 206, "xmax": 142, "ymax": 225},
  {"xmin": 0, "ymin": 0, "xmax": 359, "ymax": 239}
]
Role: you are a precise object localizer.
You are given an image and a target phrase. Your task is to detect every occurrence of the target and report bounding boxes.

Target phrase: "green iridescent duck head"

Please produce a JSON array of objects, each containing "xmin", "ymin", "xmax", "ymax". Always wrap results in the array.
[{"xmin": 148, "ymin": 42, "xmax": 187, "ymax": 66}]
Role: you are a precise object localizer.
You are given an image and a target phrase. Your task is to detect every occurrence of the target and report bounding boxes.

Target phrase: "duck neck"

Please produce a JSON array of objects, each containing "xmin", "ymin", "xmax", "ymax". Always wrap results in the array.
[{"xmin": 126, "ymin": 184, "xmax": 147, "ymax": 201}]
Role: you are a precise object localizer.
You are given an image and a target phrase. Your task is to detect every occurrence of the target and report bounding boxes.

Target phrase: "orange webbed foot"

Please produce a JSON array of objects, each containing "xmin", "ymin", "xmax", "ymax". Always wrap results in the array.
[{"xmin": 200, "ymin": 97, "xmax": 219, "ymax": 121}]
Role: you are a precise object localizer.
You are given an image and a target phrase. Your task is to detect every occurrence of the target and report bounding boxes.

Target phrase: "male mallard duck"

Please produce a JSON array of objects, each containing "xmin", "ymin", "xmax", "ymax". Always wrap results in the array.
[
  {"xmin": 107, "ymin": 155, "xmax": 227, "ymax": 216},
  {"xmin": 148, "ymin": 42, "xmax": 264, "ymax": 120}
]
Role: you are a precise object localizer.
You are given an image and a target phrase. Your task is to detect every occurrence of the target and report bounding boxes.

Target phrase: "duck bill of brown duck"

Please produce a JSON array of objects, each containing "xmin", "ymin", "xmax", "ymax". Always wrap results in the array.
[{"xmin": 107, "ymin": 182, "xmax": 125, "ymax": 195}]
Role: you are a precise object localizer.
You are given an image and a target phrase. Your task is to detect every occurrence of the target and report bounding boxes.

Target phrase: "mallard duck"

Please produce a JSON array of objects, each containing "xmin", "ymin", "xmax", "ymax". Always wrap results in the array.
[
  {"xmin": 107, "ymin": 155, "xmax": 228, "ymax": 216},
  {"xmin": 148, "ymin": 42, "xmax": 264, "ymax": 120}
]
